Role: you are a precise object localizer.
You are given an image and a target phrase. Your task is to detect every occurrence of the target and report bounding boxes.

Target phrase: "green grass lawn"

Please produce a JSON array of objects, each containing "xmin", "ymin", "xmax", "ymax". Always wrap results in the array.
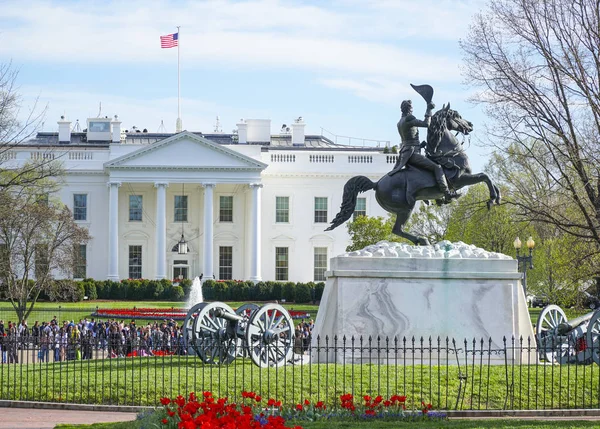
[
  {"xmin": 0, "ymin": 301, "xmax": 319, "ymax": 326},
  {"xmin": 3, "ymin": 354, "xmax": 600, "ymax": 411}
]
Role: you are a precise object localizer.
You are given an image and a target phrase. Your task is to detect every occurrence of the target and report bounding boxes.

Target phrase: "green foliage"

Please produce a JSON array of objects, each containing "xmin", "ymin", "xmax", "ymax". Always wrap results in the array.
[
  {"xmin": 294, "ymin": 283, "xmax": 312, "ymax": 303},
  {"xmin": 170, "ymin": 285, "xmax": 185, "ymax": 301},
  {"xmin": 346, "ymin": 215, "xmax": 403, "ymax": 251},
  {"xmin": 391, "ymin": 145, "xmax": 398, "ymax": 154},
  {"xmin": 179, "ymin": 278, "xmax": 192, "ymax": 298},
  {"xmin": 283, "ymin": 282, "xmax": 296, "ymax": 302},
  {"xmin": 82, "ymin": 279, "xmax": 97, "ymax": 300},
  {"xmin": 314, "ymin": 282, "xmax": 325, "ymax": 301}
]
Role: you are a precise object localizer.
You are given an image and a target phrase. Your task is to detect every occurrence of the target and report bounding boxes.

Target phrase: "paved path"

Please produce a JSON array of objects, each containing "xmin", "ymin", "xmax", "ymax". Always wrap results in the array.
[{"xmin": 0, "ymin": 408, "xmax": 137, "ymax": 429}]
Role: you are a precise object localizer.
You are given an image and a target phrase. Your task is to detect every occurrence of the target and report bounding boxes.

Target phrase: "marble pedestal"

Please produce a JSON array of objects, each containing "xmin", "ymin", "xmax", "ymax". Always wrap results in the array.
[{"xmin": 311, "ymin": 241, "xmax": 535, "ymax": 364}]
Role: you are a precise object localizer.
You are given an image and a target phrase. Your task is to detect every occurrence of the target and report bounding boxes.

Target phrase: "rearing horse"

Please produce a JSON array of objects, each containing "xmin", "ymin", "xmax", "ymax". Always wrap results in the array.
[{"xmin": 326, "ymin": 105, "xmax": 501, "ymax": 245}]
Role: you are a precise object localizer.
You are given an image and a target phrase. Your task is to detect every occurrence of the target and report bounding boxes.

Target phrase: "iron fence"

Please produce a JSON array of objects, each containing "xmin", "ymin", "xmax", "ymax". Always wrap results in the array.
[{"xmin": 0, "ymin": 335, "xmax": 599, "ymax": 410}]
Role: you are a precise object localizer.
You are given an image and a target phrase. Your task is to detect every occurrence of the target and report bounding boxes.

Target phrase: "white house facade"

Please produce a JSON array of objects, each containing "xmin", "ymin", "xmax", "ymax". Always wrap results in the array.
[{"xmin": 5, "ymin": 115, "xmax": 395, "ymax": 282}]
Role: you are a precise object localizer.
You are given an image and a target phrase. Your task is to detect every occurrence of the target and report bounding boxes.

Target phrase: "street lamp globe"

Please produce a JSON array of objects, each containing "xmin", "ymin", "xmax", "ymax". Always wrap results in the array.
[
  {"xmin": 513, "ymin": 237, "xmax": 522, "ymax": 249},
  {"xmin": 526, "ymin": 236, "xmax": 535, "ymax": 249}
]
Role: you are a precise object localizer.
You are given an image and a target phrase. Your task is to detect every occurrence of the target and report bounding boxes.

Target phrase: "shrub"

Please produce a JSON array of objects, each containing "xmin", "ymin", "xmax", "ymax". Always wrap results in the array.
[
  {"xmin": 314, "ymin": 282, "xmax": 325, "ymax": 301},
  {"xmin": 83, "ymin": 278, "xmax": 97, "ymax": 300},
  {"xmin": 180, "ymin": 278, "xmax": 192, "ymax": 298},
  {"xmin": 283, "ymin": 282, "xmax": 295, "ymax": 302},
  {"xmin": 294, "ymin": 283, "xmax": 311, "ymax": 304},
  {"xmin": 170, "ymin": 285, "xmax": 185, "ymax": 301}
]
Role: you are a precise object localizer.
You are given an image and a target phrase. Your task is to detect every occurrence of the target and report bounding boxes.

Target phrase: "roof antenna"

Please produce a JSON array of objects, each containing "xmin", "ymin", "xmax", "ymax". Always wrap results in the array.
[
  {"xmin": 157, "ymin": 120, "xmax": 167, "ymax": 133},
  {"xmin": 214, "ymin": 116, "xmax": 222, "ymax": 133},
  {"xmin": 97, "ymin": 102, "xmax": 102, "ymax": 118}
]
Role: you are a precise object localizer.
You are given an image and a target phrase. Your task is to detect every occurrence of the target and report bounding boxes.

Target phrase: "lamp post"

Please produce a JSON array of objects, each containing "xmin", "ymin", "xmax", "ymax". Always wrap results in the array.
[{"xmin": 514, "ymin": 236, "xmax": 535, "ymax": 296}]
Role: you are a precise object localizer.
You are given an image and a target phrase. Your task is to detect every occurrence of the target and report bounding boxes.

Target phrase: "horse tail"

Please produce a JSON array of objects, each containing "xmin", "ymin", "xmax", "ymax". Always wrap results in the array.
[{"xmin": 325, "ymin": 176, "xmax": 375, "ymax": 231}]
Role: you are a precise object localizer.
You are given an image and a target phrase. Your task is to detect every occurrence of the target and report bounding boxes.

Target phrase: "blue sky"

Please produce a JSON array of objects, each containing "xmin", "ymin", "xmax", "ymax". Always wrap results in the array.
[{"xmin": 1, "ymin": 0, "xmax": 492, "ymax": 172}]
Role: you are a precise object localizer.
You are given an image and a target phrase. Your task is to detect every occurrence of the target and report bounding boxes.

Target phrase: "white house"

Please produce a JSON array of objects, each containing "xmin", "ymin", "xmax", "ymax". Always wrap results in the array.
[{"xmin": 5, "ymin": 115, "xmax": 394, "ymax": 282}]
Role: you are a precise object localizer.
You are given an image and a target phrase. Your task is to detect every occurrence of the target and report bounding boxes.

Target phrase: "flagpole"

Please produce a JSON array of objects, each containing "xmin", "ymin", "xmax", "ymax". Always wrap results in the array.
[{"xmin": 176, "ymin": 25, "xmax": 182, "ymax": 132}]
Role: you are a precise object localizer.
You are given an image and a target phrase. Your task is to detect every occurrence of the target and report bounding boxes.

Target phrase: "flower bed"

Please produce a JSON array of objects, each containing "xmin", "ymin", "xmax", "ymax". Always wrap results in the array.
[
  {"xmin": 93, "ymin": 307, "xmax": 310, "ymax": 321},
  {"xmin": 158, "ymin": 391, "xmax": 446, "ymax": 428}
]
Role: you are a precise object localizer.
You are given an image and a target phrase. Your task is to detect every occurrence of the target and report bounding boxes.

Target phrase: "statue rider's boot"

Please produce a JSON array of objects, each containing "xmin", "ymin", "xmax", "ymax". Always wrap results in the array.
[{"xmin": 435, "ymin": 168, "xmax": 460, "ymax": 202}]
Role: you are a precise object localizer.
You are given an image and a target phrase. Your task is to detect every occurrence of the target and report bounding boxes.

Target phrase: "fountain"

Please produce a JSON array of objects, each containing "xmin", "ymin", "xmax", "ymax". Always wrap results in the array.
[{"xmin": 186, "ymin": 276, "xmax": 203, "ymax": 309}]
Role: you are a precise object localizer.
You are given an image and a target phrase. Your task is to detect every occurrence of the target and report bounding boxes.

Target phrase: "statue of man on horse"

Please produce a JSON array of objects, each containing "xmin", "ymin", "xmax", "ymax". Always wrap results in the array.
[
  {"xmin": 326, "ymin": 84, "xmax": 501, "ymax": 245},
  {"xmin": 388, "ymin": 85, "xmax": 459, "ymax": 204}
]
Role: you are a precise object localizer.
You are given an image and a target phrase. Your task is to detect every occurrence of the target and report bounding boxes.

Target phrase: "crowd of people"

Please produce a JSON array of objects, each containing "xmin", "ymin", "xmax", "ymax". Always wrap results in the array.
[
  {"xmin": 0, "ymin": 317, "xmax": 188, "ymax": 363},
  {"xmin": 0, "ymin": 315, "xmax": 317, "ymax": 363}
]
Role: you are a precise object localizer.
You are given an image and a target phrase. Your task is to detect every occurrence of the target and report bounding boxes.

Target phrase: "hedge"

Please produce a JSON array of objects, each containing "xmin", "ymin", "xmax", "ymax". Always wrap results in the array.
[
  {"xmin": 36, "ymin": 278, "xmax": 325, "ymax": 303},
  {"xmin": 201, "ymin": 280, "xmax": 325, "ymax": 304}
]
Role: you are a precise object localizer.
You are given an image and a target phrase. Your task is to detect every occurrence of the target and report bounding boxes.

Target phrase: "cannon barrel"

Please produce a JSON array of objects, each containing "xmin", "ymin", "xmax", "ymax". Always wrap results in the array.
[
  {"xmin": 556, "ymin": 311, "xmax": 595, "ymax": 335},
  {"xmin": 213, "ymin": 307, "xmax": 244, "ymax": 322}
]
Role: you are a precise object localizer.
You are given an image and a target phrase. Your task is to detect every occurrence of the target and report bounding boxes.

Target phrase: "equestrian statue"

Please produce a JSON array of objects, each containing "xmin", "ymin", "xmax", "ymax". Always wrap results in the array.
[{"xmin": 325, "ymin": 84, "xmax": 501, "ymax": 246}]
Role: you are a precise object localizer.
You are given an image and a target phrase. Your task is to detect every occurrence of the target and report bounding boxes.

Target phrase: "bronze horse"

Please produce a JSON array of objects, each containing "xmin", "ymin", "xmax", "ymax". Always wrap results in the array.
[{"xmin": 326, "ymin": 105, "xmax": 501, "ymax": 245}]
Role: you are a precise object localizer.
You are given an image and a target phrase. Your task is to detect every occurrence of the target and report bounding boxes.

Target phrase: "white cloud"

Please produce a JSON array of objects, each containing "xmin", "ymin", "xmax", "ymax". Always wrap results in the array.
[{"xmin": 0, "ymin": 0, "xmax": 475, "ymax": 80}]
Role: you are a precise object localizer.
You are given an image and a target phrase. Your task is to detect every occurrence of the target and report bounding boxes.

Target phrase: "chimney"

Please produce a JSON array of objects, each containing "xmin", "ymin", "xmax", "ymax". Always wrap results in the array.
[
  {"xmin": 246, "ymin": 119, "xmax": 271, "ymax": 144},
  {"xmin": 237, "ymin": 119, "xmax": 247, "ymax": 144},
  {"xmin": 291, "ymin": 116, "xmax": 305, "ymax": 146},
  {"xmin": 111, "ymin": 115, "xmax": 122, "ymax": 143},
  {"xmin": 58, "ymin": 116, "xmax": 71, "ymax": 143}
]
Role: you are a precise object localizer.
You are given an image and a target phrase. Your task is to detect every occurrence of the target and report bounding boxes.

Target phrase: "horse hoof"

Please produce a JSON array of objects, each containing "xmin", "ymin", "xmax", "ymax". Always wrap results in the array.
[
  {"xmin": 417, "ymin": 238, "xmax": 430, "ymax": 246},
  {"xmin": 486, "ymin": 200, "xmax": 493, "ymax": 210}
]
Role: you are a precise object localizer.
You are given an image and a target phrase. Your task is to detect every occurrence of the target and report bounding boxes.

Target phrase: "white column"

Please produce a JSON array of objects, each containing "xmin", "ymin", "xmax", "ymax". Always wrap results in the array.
[
  {"xmin": 155, "ymin": 182, "xmax": 169, "ymax": 279},
  {"xmin": 202, "ymin": 183, "xmax": 215, "ymax": 280},
  {"xmin": 107, "ymin": 181, "xmax": 121, "ymax": 280},
  {"xmin": 249, "ymin": 183, "xmax": 263, "ymax": 281}
]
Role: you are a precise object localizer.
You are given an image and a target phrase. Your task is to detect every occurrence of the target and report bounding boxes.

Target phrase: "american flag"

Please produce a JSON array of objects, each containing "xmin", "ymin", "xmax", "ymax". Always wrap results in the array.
[{"xmin": 160, "ymin": 32, "xmax": 179, "ymax": 49}]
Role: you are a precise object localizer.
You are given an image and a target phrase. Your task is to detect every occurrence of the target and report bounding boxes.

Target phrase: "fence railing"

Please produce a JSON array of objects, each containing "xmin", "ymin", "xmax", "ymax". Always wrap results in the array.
[{"xmin": 1, "ymin": 335, "xmax": 600, "ymax": 410}]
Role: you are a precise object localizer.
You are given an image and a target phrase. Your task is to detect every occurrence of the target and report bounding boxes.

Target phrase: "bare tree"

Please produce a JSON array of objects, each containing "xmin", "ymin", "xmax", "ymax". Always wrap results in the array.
[
  {"xmin": 0, "ymin": 61, "xmax": 63, "ymax": 191},
  {"xmin": 460, "ymin": 0, "xmax": 600, "ymax": 267},
  {"xmin": 0, "ymin": 190, "xmax": 90, "ymax": 322}
]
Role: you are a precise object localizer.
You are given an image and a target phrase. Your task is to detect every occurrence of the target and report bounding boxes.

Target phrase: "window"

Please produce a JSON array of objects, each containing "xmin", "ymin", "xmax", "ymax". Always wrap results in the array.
[
  {"xmin": 314, "ymin": 197, "xmax": 328, "ymax": 223},
  {"xmin": 129, "ymin": 195, "xmax": 143, "ymax": 221},
  {"xmin": 128, "ymin": 245, "xmax": 142, "ymax": 279},
  {"xmin": 276, "ymin": 196, "xmax": 289, "ymax": 223},
  {"xmin": 219, "ymin": 196, "xmax": 233, "ymax": 222},
  {"xmin": 219, "ymin": 246, "xmax": 233, "ymax": 280},
  {"xmin": 74, "ymin": 244, "xmax": 87, "ymax": 279},
  {"xmin": 88, "ymin": 121, "xmax": 109, "ymax": 132},
  {"xmin": 173, "ymin": 260, "xmax": 188, "ymax": 281},
  {"xmin": 174, "ymin": 195, "xmax": 188, "ymax": 222},
  {"xmin": 275, "ymin": 247, "xmax": 288, "ymax": 281},
  {"xmin": 35, "ymin": 244, "xmax": 49, "ymax": 280},
  {"xmin": 353, "ymin": 197, "xmax": 367, "ymax": 220},
  {"xmin": 314, "ymin": 247, "xmax": 327, "ymax": 281},
  {"xmin": 73, "ymin": 194, "xmax": 87, "ymax": 221}
]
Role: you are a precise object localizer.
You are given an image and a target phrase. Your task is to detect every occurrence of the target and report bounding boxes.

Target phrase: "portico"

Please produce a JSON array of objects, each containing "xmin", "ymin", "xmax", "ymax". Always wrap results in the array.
[{"xmin": 103, "ymin": 132, "xmax": 267, "ymax": 281}]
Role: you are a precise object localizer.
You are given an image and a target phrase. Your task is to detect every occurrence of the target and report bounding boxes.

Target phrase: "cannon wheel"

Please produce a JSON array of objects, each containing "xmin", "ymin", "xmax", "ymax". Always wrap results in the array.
[
  {"xmin": 246, "ymin": 303, "xmax": 295, "ymax": 368},
  {"xmin": 586, "ymin": 310, "xmax": 600, "ymax": 365},
  {"xmin": 184, "ymin": 302, "xmax": 207, "ymax": 351},
  {"xmin": 235, "ymin": 303, "xmax": 260, "ymax": 357},
  {"xmin": 536, "ymin": 305, "xmax": 569, "ymax": 363},
  {"xmin": 192, "ymin": 302, "xmax": 239, "ymax": 365}
]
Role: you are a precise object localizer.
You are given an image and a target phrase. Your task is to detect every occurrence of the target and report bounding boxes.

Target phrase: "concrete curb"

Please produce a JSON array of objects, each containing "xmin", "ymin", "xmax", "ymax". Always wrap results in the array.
[
  {"xmin": 0, "ymin": 400, "xmax": 152, "ymax": 414},
  {"xmin": 2, "ymin": 400, "xmax": 600, "ymax": 419}
]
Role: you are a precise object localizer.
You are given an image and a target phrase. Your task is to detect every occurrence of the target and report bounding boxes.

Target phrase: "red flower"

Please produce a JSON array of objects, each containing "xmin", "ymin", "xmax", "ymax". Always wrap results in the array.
[
  {"xmin": 295, "ymin": 404, "xmax": 303, "ymax": 411},
  {"xmin": 255, "ymin": 395, "xmax": 262, "ymax": 402},
  {"xmin": 363, "ymin": 395, "xmax": 371, "ymax": 402},
  {"xmin": 167, "ymin": 410, "xmax": 176, "ymax": 417},
  {"xmin": 315, "ymin": 401, "xmax": 325, "ymax": 409},
  {"xmin": 203, "ymin": 391, "xmax": 212, "ymax": 398},
  {"xmin": 383, "ymin": 400, "xmax": 391, "ymax": 407},
  {"xmin": 161, "ymin": 418, "xmax": 168, "ymax": 424},
  {"xmin": 304, "ymin": 399, "xmax": 310, "ymax": 406},
  {"xmin": 160, "ymin": 397, "xmax": 171, "ymax": 405},
  {"xmin": 175, "ymin": 395, "xmax": 186, "ymax": 407},
  {"xmin": 267, "ymin": 398, "xmax": 276, "ymax": 406},
  {"xmin": 365, "ymin": 409, "xmax": 376, "ymax": 416},
  {"xmin": 374, "ymin": 395, "xmax": 383, "ymax": 404}
]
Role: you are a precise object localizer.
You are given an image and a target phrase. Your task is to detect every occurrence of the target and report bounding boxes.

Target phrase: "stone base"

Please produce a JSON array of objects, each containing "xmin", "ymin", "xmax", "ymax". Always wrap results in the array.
[{"xmin": 311, "ymin": 241, "xmax": 535, "ymax": 364}]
